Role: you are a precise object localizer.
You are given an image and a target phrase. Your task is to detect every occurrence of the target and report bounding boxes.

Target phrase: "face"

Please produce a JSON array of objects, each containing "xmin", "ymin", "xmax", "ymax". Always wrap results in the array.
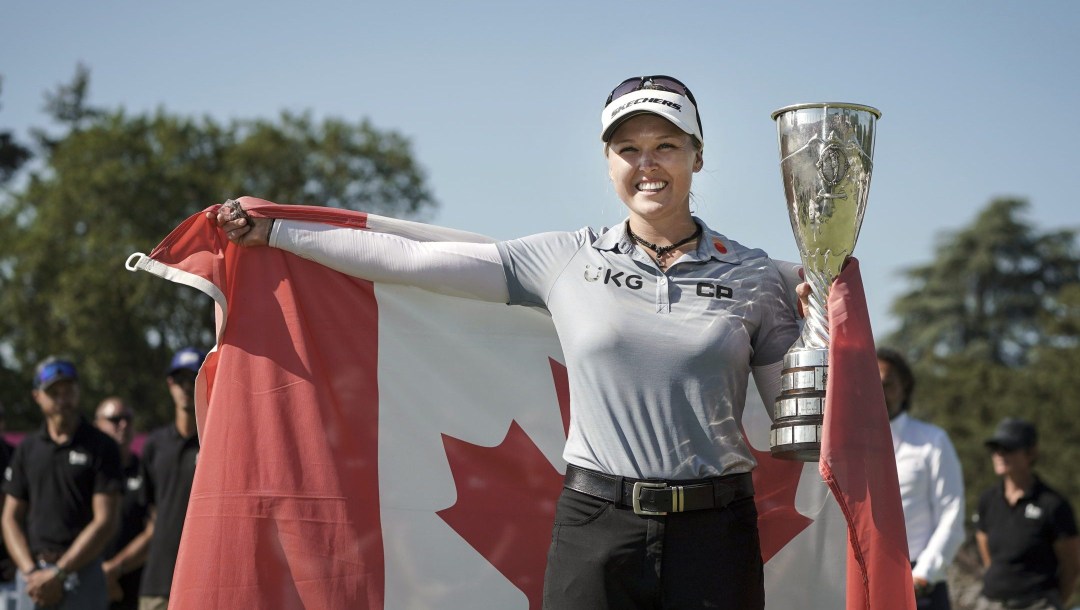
[
  {"xmin": 878, "ymin": 360, "xmax": 906, "ymax": 419},
  {"xmin": 991, "ymin": 445, "xmax": 1036, "ymax": 477},
  {"xmin": 606, "ymin": 114, "xmax": 702, "ymax": 225},
  {"xmin": 168, "ymin": 369, "xmax": 198, "ymax": 411},
  {"xmin": 95, "ymin": 398, "xmax": 134, "ymax": 446},
  {"xmin": 33, "ymin": 379, "xmax": 80, "ymax": 418}
]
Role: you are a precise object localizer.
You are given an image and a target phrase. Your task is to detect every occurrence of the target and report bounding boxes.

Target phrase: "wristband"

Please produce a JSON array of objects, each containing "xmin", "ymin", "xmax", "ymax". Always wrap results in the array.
[{"xmin": 53, "ymin": 566, "xmax": 68, "ymax": 582}]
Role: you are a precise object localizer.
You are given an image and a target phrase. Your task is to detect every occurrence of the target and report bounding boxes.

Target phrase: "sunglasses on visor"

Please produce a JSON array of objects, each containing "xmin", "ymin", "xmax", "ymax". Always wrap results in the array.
[{"xmin": 605, "ymin": 75, "xmax": 704, "ymax": 138}]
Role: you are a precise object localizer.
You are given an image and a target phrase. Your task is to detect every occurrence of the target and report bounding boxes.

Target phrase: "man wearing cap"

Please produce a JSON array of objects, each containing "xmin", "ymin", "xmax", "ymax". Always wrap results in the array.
[
  {"xmin": 136, "ymin": 348, "xmax": 203, "ymax": 610},
  {"xmin": 975, "ymin": 418, "xmax": 1080, "ymax": 610},
  {"xmin": 94, "ymin": 398, "xmax": 149, "ymax": 610},
  {"xmin": 1, "ymin": 357, "xmax": 122, "ymax": 609}
]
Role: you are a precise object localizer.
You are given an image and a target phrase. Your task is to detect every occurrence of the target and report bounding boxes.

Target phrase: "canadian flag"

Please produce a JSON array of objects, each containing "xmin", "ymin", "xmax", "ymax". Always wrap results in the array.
[{"xmin": 127, "ymin": 197, "xmax": 911, "ymax": 609}]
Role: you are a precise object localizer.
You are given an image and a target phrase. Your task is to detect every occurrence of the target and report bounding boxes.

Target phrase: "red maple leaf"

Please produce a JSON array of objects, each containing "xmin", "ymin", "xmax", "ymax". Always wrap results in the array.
[
  {"xmin": 748, "ymin": 435, "xmax": 814, "ymax": 562},
  {"xmin": 436, "ymin": 358, "xmax": 570, "ymax": 609}
]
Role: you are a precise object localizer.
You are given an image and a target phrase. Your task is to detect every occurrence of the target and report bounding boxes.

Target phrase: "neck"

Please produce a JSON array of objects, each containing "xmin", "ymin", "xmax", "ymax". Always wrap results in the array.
[
  {"xmin": 46, "ymin": 413, "xmax": 79, "ymax": 442},
  {"xmin": 175, "ymin": 407, "xmax": 197, "ymax": 438},
  {"xmin": 627, "ymin": 214, "xmax": 698, "ymax": 245},
  {"xmin": 1003, "ymin": 472, "xmax": 1034, "ymax": 504}
]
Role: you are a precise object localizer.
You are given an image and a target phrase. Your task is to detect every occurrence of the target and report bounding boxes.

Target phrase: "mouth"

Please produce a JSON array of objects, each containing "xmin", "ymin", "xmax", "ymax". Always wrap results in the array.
[{"xmin": 636, "ymin": 180, "xmax": 668, "ymax": 193}]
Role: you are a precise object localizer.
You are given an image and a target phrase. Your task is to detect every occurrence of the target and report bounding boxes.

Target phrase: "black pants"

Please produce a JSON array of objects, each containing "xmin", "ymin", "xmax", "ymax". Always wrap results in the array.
[{"xmin": 542, "ymin": 487, "xmax": 764, "ymax": 609}]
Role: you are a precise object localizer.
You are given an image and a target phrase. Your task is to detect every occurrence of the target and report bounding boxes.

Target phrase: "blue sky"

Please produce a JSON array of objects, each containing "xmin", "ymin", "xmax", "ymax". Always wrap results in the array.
[{"xmin": 3, "ymin": 1, "xmax": 1078, "ymax": 337}]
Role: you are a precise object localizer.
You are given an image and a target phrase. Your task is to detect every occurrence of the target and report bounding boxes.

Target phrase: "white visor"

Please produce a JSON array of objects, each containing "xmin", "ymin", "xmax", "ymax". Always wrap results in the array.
[{"xmin": 601, "ymin": 89, "xmax": 703, "ymax": 144}]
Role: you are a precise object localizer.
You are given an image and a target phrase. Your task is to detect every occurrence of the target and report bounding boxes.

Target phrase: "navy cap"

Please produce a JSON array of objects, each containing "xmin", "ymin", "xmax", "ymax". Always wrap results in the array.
[
  {"xmin": 985, "ymin": 417, "xmax": 1037, "ymax": 451},
  {"xmin": 34, "ymin": 357, "xmax": 79, "ymax": 390},
  {"xmin": 168, "ymin": 347, "xmax": 205, "ymax": 376}
]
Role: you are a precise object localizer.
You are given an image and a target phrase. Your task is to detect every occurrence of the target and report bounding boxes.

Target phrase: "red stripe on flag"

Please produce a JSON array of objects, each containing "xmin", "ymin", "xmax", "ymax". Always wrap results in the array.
[{"xmin": 149, "ymin": 204, "xmax": 386, "ymax": 609}]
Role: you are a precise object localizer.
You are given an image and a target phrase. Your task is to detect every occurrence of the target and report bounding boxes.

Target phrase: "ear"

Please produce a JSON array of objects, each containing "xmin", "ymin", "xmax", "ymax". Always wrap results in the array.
[{"xmin": 693, "ymin": 149, "xmax": 703, "ymax": 173}]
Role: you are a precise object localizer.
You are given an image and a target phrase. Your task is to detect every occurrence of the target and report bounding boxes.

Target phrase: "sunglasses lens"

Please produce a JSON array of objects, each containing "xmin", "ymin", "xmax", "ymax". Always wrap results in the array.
[
  {"xmin": 606, "ymin": 78, "xmax": 642, "ymax": 105},
  {"xmin": 606, "ymin": 76, "xmax": 694, "ymax": 105}
]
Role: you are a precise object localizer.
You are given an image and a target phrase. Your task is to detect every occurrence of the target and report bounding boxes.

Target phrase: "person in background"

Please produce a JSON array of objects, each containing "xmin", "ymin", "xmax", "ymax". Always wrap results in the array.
[
  {"xmin": 974, "ymin": 417, "xmax": 1080, "ymax": 610},
  {"xmin": 137, "ymin": 348, "xmax": 203, "ymax": 610},
  {"xmin": 94, "ymin": 398, "xmax": 149, "ymax": 610},
  {"xmin": 2, "ymin": 357, "xmax": 122, "ymax": 609},
  {"xmin": 0, "ymin": 401, "xmax": 16, "ymax": 609},
  {"xmin": 878, "ymin": 347, "xmax": 966, "ymax": 609}
]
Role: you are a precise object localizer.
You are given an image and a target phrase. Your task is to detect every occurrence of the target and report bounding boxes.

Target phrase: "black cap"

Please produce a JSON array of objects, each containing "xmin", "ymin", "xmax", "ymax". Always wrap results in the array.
[{"xmin": 985, "ymin": 417, "xmax": 1037, "ymax": 451}]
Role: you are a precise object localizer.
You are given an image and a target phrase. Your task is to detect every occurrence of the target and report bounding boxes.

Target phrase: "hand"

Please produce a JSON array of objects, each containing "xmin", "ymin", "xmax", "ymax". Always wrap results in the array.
[
  {"xmin": 912, "ymin": 576, "xmax": 931, "ymax": 598},
  {"xmin": 26, "ymin": 568, "xmax": 65, "ymax": 606},
  {"xmin": 102, "ymin": 559, "xmax": 124, "ymax": 601},
  {"xmin": 796, "ymin": 281, "xmax": 811, "ymax": 319},
  {"xmin": 206, "ymin": 199, "xmax": 273, "ymax": 247}
]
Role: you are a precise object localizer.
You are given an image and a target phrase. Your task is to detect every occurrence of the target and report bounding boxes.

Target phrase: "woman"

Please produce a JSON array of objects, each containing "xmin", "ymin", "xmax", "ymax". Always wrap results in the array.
[
  {"xmin": 975, "ymin": 418, "xmax": 1079, "ymax": 610},
  {"xmin": 212, "ymin": 75, "xmax": 803, "ymax": 609}
]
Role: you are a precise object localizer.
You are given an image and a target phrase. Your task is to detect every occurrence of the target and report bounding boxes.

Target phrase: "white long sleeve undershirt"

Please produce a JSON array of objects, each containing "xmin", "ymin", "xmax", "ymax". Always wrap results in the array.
[{"xmin": 270, "ymin": 219, "xmax": 510, "ymax": 303}]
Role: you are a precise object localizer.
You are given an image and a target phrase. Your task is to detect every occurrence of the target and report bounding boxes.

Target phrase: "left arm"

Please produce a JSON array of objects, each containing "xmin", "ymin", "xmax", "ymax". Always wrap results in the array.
[{"xmin": 912, "ymin": 435, "xmax": 966, "ymax": 584}]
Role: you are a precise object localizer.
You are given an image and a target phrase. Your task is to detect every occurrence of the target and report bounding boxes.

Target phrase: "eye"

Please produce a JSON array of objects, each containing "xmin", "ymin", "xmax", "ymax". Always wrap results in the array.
[{"xmin": 617, "ymin": 145, "xmax": 638, "ymax": 154}]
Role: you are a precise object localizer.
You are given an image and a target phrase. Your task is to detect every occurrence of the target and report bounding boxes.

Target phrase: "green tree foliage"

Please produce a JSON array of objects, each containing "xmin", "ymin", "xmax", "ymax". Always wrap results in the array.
[
  {"xmin": 0, "ymin": 68, "xmax": 436, "ymax": 428},
  {"xmin": 0, "ymin": 76, "xmax": 32, "ymax": 184},
  {"xmin": 887, "ymin": 198, "xmax": 1080, "ymax": 366}
]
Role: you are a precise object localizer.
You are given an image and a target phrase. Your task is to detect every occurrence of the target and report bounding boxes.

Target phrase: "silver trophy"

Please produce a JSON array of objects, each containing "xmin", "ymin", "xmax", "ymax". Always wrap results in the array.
[{"xmin": 769, "ymin": 103, "xmax": 880, "ymax": 462}]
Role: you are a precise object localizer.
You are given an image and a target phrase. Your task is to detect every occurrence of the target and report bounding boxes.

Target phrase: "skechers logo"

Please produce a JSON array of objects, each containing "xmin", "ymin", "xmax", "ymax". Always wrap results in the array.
[
  {"xmin": 696, "ymin": 283, "xmax": 733, "ymax": 299},
  {"xmin": 610, "ymin": 97, "xmax": 682, "ymax": 118}
]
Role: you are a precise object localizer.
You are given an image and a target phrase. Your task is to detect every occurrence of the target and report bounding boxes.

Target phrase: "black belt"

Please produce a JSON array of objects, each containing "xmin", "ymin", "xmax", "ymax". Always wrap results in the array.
[{"xmin": 564, "ymin": 464, "xmax": 754, "ymax": 516}]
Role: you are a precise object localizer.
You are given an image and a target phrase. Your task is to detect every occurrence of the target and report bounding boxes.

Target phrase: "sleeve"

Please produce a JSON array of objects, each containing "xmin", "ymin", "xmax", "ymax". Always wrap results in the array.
[
  {"xmin": 912, "ymin": 431, "xmax": 966, "ymax": 583},
  {"xmin": 496, "ymin": 229, "xmax": 589, "ymax": 309},
  {"xmin": 271, "ymin": 220, "xmax": 509, "ymax": 302},
  {"xmin": 751, "ymin": 361, "xmax": 783, "ymax": 423},
  {"xmin": 2, "ymin": 443, "xmax": 28, "ymax": 500},
  {"xmin": 976, "ymin": 490, "xmax": 991, "ymax": 533},
  {"xmin": 1050, "ymin": 496, "xmax": 1079, "ymax": 539},
  {"xmin": 749, "ymin": 258, "xmax": 801, "ymax": 367},
  {"xmin": 95, "ymin": 437, "xmax": 124, "ymax": 495}
]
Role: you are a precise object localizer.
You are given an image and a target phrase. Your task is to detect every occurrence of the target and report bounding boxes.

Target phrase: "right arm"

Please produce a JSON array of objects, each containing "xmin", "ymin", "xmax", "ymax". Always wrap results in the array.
[
  {"xmin": 208, "ymin": 204, "xmax": 509, "ymax": 303},
  {"xmin": 2, "ymin": 495, "xmax": 35, "ymax": 575}
]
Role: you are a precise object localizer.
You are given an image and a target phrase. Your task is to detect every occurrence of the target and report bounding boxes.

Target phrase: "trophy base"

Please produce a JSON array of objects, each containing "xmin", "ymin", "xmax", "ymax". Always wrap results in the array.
[{"xmin": 770, "ymin": 348, "xmax": 828, "ymax": 462}]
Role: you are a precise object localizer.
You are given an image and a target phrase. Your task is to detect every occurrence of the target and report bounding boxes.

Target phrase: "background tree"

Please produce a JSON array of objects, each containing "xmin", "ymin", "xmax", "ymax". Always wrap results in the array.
[
  {"xmin": 887, "ymin": 198, "xmax": 1080, "ymax": 366},
  {"xmin": 0, "ymin": 67, "xmax": 437, "ymax": 428}
]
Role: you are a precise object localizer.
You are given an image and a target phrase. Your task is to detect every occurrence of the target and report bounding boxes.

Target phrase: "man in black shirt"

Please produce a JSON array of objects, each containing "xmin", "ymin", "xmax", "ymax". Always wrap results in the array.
[
  {"xmin": 95, "ymin": 397, "xmax": 149, "ymax": 610},
  {"xmin": 975, "ymin": 418, "xmax": 1080, "ymax": 610},
  {"xmin": 137, "ymin": 348, "xmax": 203, "ymax": 610},
  {"xmin": 1, "ymin": 357, "xmax": 122, "ymax": 609}
]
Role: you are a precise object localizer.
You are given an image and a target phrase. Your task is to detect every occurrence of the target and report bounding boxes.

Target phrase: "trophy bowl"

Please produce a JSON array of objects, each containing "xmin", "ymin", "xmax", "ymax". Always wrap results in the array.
[{"xmin": 769, "ymin": 102, "xmax": 880, "ymax": 462}]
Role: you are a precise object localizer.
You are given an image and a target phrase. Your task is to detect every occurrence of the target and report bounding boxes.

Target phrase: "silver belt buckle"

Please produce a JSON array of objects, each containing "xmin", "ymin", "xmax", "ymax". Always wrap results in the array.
[{"xmin": 632, "ymin": 481, "xmax": 668, "ymax": 516}]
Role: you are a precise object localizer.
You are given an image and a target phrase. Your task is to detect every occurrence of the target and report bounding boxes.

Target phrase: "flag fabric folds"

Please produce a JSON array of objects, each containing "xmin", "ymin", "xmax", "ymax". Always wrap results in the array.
[
  {"xmin": 128, "ymin": 198, "xmax": 907, "ymax": 609},
  {"xmin": 821, "ymin": 259, "xmax": 916, "ymax": 610}
]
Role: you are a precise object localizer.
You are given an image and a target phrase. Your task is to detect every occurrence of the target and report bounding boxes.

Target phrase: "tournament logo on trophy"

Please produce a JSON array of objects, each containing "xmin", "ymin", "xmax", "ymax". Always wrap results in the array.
[{"xmin": 769, "ymin": 103, "xmax": 880, "ymax": 461}]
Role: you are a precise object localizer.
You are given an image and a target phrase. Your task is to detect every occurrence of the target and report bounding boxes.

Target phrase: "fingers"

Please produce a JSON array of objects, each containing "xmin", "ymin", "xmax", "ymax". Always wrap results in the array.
[{"xmin": 206, "ymin": 199, "xmax": 264, "ymax": 246}]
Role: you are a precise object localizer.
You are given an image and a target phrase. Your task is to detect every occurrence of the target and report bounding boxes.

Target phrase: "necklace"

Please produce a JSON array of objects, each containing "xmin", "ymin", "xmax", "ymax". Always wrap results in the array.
[{"xmin": 626, "ymin": 221, "xmax": 703, "ymax": 269}]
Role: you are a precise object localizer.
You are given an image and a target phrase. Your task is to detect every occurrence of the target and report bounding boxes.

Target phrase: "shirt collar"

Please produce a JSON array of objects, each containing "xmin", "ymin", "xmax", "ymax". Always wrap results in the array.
[{"xmin": 592, "ymin": 217, "xmax": 742, "ymax": 265}]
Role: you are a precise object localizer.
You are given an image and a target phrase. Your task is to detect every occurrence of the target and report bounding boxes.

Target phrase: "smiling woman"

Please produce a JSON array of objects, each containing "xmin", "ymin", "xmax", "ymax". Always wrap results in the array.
[{"xmin": 209, "ymin": 74, "xmax": 807, "ymax": 610}]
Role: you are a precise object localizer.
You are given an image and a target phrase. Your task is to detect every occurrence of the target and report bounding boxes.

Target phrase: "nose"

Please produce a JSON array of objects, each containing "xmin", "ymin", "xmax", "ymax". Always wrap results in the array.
[{"xmin": 637, "ymin": 150, "xmax": 658, "ymax": 171}]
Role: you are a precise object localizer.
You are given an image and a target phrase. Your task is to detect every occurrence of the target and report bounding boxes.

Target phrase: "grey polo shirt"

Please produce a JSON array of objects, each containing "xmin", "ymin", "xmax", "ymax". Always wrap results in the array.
[{"xmin": 497, "ymin": 218, "xmax": 799, "ymax": 480}]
